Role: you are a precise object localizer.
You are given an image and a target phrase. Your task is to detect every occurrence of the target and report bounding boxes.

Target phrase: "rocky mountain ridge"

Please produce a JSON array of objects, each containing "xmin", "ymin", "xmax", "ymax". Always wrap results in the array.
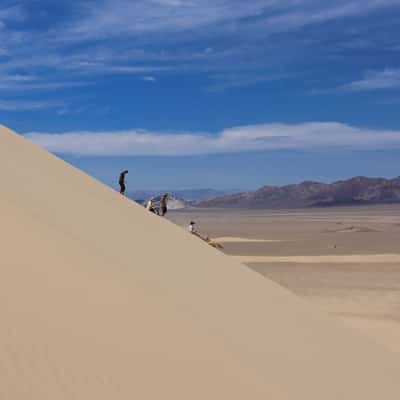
[{"xmin": 198, "ymin": 177, "xmax": 400, "ymax": 208}]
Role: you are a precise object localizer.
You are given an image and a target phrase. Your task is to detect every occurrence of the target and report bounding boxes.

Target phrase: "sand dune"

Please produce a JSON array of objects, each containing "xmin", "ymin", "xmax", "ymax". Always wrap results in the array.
[
  {"xmin": 233, "ymin": 254, "xmax": 400, "ymax": 264},
  {"xmin": 214, "ymin": 236, "xmax": 281, "ymax": 243},
  {"xmin": 341, "ymin": 317, "xmax": 400, "ymax": 354},
  {"xmin": 1, "ymin": 124, "xmax": 400, "ymax": 399}
]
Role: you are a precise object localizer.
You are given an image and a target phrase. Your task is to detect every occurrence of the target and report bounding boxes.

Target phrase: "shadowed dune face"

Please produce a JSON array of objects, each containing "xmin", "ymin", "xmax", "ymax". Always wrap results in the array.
[{"xmin": 1, "ymin": 124, "xmax": 400, "ymax": 399}]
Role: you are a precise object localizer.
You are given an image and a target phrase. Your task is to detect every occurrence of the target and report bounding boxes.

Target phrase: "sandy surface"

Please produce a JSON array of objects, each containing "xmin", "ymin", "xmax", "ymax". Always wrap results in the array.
[
  {"xmin": 2, "ymin": 124, "xmax": 400, "ymax": 399},
  {"xmin": 234, "ymin": 254, "xmax": 400, "ymax": 263},
  {"xmin": 170, "ymin": 207, "xmax": 400, "ymax": 354},
  {"xmin": 214, "ymin": 236, "xmax": 281, "ymax": 243}
]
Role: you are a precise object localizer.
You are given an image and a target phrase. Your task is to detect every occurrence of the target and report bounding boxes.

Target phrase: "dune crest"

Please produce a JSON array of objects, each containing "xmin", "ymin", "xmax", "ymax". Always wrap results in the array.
[
  {"xmin": 1, "ymin": 124, "xmax": 399, "ymax": 399},
  {"xmin": 234, "ymin": 254, "xmax": 400, "ymax": 264}
]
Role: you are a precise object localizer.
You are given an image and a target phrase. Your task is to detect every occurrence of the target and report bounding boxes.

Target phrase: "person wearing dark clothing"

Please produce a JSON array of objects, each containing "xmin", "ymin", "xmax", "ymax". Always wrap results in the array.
[
  {"xmin": 119, "ymin": 170, "xmax": 128, "ymax": 195},
  {"xmin": 159, "ymin": 193, "xmax": 168, "ymax": 216}
]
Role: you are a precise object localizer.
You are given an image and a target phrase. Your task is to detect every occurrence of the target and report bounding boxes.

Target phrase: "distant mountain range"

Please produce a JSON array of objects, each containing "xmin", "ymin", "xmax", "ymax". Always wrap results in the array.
[{"xmin": 197, "ymin": 177, "xmax": 400, "ymax": 209}]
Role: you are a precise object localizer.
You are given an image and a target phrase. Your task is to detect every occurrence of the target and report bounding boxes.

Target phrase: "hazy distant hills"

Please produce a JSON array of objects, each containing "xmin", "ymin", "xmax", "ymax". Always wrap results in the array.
[{"xmin": 197, "ymin": 177, "xmax": 400, "ymax": 209}]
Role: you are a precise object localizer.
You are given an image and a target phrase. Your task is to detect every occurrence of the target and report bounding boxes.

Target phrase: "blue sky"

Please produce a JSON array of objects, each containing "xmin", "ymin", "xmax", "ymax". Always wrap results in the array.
[{"xmin": 2, "ymin": 0, "xmax": 400, "ymax": 190}]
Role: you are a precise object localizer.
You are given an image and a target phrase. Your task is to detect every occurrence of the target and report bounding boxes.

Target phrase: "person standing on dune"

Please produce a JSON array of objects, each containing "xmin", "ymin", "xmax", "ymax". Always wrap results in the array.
[
  {"xmin": 159, "ymin": 193, "xmax": 168, "ymax": 216},
  {"xmin": 119, "ymin": 170, "xmax": 129, "ymax": 195}
]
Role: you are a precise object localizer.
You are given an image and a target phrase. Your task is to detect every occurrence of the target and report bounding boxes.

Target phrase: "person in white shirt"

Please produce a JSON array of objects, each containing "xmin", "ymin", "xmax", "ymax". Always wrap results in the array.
[
  {"xmin": 146, "ymin": 198, "xmax": 157, "ymax": 214},
  {"xmin": 188, "ymin": 221, "xmax": 208, "ymax": 240},
  {"xmin": 188, "ymin": 221, "xmax": 224, "ymax": 249},
  {"xmin": 188, "ymin": 221, "xmax": 198, "ymax": 235}
]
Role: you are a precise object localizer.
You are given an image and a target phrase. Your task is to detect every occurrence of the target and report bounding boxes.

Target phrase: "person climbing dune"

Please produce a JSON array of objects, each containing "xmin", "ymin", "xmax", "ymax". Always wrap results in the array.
[
  {"xmin": 119, "ymin": 170, "xmax": 129, "ymax": 195},
  {"xmin": 159, "ymin": 193, "xmax": 168, "ymax": 216}
]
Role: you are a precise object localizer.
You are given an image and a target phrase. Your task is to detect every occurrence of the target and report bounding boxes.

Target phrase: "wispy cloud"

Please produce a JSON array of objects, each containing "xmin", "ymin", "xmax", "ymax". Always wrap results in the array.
[
  {"xmin": 59, "ymin": 0, "xmax": 400, "ymax": 41},
  {"xmin": 206, "ymin": 71, "xmax": 292, "ymax": 92},
  {"xmin": 25, "ymin": 122, "xmax": 400, "ymax": 156},
  {"xmin": 60, "ymin": 0, "xmax": 275, "ymax": 40},
  {"xmin": 256, "ymin": 0, "xmax": 400, "ymax": 34},
  {"xmin": 344, "ymin": 68, "xmax": 400, "ymax": 91},
  {"xmin": 0, "ymin": 99, "xmax": 60, "ymax": 111},
  {"xmin": 0, "ymin": 80, "xmax": 88, "ymax": 91},
  {"xmin": 142, "ymin": 76, "xmax": 157, "ymax": 82},
  {"xmin": 3, "ymin": 2, "xmax": 399, "ymax": 73},
  {"xmin": 0, "ymin": 0, "xmax": 399, "ymax": 101}
]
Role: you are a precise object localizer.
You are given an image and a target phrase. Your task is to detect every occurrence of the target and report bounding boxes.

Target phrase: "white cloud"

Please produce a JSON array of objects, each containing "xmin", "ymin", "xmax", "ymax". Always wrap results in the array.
[
  {"xmin": 105, "ymin": 66, "xmax": 166, "ymax": 74},
  {"xmin": 142, "ymin": 76, "xmax": 157, "ymax": 82},
  {"xmin": 259, "ymin": 0, "xmax": 400, "ymax": 34},
  {"xmin": 0, "ymin": 100, "xmax": 60, "ymax": 111},
  {"xmin": 25, "ymin": 122, "xmax": 400, "ymax": 156},
  {"xmin": 345, "ymin": 68, "xmax": 400, "ymax": 91},
  {"xmin": 0, "ymin": 0, "xmax": 399, "ymax": 97},
  {"xmin": 0, "ymin": 79, "xmax": 88, "ymax": 91},
  {"xmin": 61, "ymin": 0, "xmax": 276, "ymax": 40},
  {"xmin": 61, "ymin": 0, "xmax": 399, "ymax": 41}
]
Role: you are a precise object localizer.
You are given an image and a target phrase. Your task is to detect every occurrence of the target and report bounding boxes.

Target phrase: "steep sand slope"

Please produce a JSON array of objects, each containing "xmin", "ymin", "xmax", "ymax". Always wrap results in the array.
[{"xmin": 0, "ymin": 125, "xmax": 399, "ymax": 399}]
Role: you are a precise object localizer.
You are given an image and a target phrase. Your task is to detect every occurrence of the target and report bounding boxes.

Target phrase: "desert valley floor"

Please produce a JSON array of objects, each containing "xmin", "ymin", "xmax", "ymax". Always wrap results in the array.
[{"xmin": 169, "ymin": 205, "xmax": 400, "ymax": 353}]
